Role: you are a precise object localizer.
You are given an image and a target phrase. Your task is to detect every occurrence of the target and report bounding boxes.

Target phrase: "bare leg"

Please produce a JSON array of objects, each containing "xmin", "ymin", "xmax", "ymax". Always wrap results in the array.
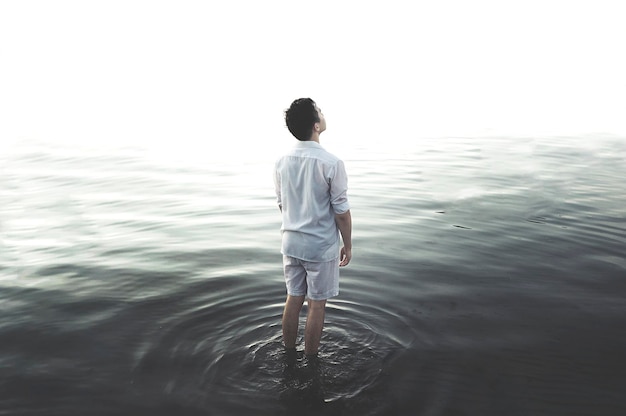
[
  {"xmin": 282, "ymin": 295, "xmax": 305, "ymax": 349},
  {"xmin": 304, "ymin": 299, "xmax": 327, "ymax": 356}
]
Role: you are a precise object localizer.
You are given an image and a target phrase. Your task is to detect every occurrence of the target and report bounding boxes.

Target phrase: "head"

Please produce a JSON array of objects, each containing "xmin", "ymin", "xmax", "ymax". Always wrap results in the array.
[{"xmin": 284, "ymin": 98, "xmax": 326, "ymax": 141}]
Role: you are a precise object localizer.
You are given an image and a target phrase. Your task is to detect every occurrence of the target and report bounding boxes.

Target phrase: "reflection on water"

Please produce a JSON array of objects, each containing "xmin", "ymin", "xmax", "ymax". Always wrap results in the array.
[{"xmin": 1, "ymin": 136, "xmax": 626, "ymax": 415}]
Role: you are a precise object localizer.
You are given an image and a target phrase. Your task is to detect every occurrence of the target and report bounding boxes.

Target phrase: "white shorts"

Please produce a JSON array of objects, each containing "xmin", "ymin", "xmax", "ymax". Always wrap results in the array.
[{"xmin": 282, "ymin": 255, "xmax": 340, "ymax": 301}]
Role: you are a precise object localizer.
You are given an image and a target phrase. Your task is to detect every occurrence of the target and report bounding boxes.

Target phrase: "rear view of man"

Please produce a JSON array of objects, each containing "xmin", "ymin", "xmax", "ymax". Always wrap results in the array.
[{"xmin": 274, "ymin": 98, "xmax": 352, "ymax": 360}]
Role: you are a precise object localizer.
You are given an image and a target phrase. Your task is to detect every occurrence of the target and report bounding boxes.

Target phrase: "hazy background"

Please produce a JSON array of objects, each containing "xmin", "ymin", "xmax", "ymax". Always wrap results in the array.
[{"xmin": 2, "ymin": 0, "xmax": 625, "ymax": 159}]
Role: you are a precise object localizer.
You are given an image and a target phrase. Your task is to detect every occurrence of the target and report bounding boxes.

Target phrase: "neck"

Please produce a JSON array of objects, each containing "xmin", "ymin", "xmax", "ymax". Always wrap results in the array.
[{"xmin": 309, "ymin": 132, "xmax": 320, "ymax": 143}]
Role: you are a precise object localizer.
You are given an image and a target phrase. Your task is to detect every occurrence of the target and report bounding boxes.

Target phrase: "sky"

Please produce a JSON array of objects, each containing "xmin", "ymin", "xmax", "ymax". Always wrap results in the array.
[{"xmin": 1, "ymin": 0, "xmax": 625, "ymax": 157}]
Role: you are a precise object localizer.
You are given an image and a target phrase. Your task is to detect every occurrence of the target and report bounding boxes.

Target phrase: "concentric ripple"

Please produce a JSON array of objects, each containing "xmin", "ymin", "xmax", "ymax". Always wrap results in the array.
[{"xmin": 129, "ymin": 274, "xmax": 418, "ymax": 412}]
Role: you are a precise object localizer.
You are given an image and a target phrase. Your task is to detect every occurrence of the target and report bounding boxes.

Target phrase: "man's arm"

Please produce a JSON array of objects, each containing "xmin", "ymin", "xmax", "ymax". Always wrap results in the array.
[
  {"xmin": 274, "ymin": 165, "xmax": 282, "ymax": 212},
  {"xmin": 335, "ymin": 210, "xmax": 352, "ymax": 266}
]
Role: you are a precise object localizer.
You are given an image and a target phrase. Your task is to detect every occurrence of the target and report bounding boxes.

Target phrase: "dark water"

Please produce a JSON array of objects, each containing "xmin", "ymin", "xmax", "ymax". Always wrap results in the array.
[{"xmin": 1, "ymin": 136, "xmax": 625, "ymax": 415}]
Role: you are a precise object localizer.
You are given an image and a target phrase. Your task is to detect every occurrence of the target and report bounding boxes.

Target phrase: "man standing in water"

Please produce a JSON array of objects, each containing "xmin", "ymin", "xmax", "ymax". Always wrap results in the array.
[{"xmin": 274, "ymin": 98, "xmax": 352, "ymax": 360}]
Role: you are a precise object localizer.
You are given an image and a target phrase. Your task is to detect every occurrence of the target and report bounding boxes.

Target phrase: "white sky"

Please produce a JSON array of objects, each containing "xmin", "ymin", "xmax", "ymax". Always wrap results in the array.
[{"xmin": 1, "ymin": 0, "xmax": 625, "ymax": 157}]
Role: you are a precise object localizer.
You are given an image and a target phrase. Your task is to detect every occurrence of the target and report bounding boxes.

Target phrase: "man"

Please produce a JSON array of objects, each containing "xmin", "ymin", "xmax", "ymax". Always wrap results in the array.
[{"xmin": 274, "ymin": 98, "xmax": 352, "ymax": 360}]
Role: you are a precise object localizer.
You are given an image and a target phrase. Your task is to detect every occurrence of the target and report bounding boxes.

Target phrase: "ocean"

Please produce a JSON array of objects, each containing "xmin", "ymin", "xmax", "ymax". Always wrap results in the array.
[{"xmin": 1, "ymin": 135, "xmax": 625, "ymax": 415}]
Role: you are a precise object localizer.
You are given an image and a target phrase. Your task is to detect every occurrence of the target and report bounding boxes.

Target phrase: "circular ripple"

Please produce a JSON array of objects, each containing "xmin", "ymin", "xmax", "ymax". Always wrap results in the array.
[{"xmin": 130, "ymin": 275, "xmax": 418, "ymax": 411}]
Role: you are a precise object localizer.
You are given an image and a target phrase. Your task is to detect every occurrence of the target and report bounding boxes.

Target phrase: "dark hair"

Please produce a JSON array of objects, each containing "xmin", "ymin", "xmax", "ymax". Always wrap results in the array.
[{"xmin": 284, "ymin": 98, "xmax": 320, "ymax": 141}]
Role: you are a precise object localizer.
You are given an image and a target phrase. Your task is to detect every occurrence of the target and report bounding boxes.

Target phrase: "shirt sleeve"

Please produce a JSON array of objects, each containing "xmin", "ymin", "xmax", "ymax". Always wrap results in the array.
[
  {"xmin": 273, "ymin": 162, "xmax": 282, "ymax": 208},
  {"xmin": 329, "ymin": 160, "xmax": 350, "ymax": 214}
]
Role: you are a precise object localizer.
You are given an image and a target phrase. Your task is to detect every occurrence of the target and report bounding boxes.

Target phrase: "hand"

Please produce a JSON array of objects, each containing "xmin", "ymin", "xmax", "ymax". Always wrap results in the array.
[{"xmin": 339, "ymin": 246, "xmax": 352, "ymax": 267}]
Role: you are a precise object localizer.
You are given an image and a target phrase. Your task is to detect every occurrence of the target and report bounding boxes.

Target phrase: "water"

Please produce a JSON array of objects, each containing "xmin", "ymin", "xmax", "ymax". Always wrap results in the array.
[{"xmin": 1, "ymin": 135, "xmax": 625, "ymax": 415}]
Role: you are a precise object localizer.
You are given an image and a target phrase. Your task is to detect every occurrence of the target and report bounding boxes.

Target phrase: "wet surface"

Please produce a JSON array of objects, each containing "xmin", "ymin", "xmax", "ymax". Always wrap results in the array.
[{"xmin": 1, "ymin": 136, "xmax": 626, "ymax": 415}]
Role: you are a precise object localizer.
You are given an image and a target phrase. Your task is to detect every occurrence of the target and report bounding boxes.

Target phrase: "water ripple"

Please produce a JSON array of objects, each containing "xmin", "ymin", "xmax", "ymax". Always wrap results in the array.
[{"xmin": 126, "ymin": 271, "xmax": 418, "ymax": 411}]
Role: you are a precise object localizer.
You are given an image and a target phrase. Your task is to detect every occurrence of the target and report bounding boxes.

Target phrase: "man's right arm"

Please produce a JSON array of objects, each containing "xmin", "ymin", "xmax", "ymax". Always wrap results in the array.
[
  {"xmin": 274, "ymin": 165, "xmax": 282, "ymax": 212},
  {"xmin": 335, "ymin": 210, "xmax": 352, "ymax": 266}
]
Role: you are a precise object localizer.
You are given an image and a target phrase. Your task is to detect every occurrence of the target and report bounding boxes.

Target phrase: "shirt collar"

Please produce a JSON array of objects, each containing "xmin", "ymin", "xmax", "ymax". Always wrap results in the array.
[{"xmin": 294, "ymin": 140, "xmax": 323, "ymax": 149}]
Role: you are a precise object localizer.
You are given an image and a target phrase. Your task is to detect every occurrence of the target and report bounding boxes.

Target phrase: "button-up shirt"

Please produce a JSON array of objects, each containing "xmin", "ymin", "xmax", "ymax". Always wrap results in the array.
[{"xmin": 274, "ymin": 141, "xmax": 350, "ymax": 262}]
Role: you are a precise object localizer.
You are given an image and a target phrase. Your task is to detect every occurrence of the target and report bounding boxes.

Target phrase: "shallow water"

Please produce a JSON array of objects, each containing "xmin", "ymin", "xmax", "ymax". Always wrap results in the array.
[{"xmin": 1, "ymin": 136, "xmax": 625, "ymax": 415}]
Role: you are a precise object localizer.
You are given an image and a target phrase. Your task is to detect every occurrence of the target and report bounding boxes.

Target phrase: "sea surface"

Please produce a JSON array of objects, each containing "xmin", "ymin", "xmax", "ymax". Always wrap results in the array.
[{"xmin": 1, "ymin": 135, "xmax": 625, "ymax": 415}]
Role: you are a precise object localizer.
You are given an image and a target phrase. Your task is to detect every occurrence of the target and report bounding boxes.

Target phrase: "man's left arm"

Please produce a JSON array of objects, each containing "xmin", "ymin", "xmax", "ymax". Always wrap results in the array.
[
  {"xmin": 335, "ymin": 210, "xmax": 352, "ymax": 266},
  {"xmin": 329, "ymin": 160, "xmax": 350, "ymax": 214},
  {"xmin": 330, "ymin": 160, "xmax": 351, "ymax": 265}
]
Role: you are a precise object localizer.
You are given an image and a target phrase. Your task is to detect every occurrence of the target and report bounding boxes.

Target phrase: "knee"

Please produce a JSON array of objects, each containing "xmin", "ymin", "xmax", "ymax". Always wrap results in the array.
[
  {"xmin": 307, "ymin": 299, "xmax": 327, "ymax": 311},
  {"xmin": 286, "ymin": 295, "xmax": 305, "ymax": 307}
]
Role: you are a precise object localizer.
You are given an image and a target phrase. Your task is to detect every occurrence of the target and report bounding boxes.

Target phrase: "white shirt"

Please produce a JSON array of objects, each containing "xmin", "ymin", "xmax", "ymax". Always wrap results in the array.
[{"xmin": 274, "ymin": 141, "xmax": 350, "ymax": 262}]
